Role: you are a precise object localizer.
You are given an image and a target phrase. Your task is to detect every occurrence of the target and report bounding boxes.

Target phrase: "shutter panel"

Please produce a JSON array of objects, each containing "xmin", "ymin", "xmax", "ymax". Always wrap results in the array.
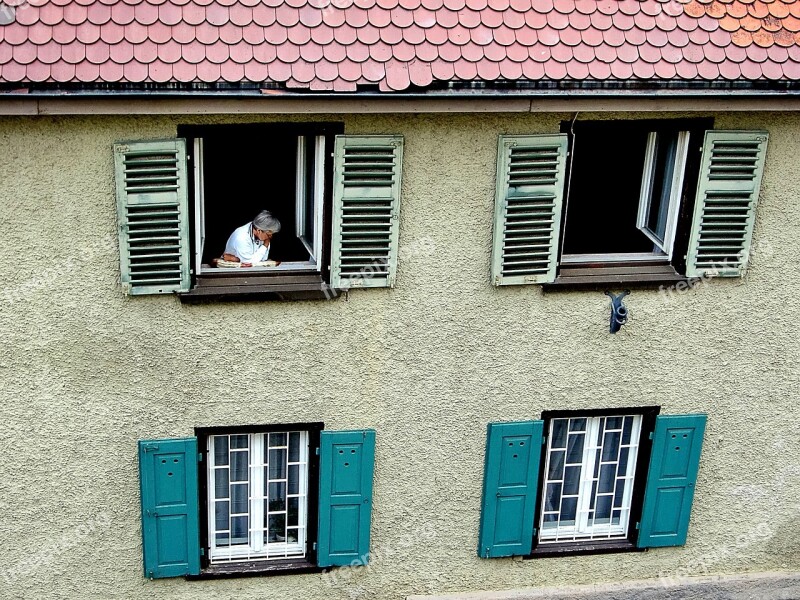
[
  {"xmin": 331, "ymin": 136, "xmax": 403, "ymax": 289},
  {"xmin": 685, "ymin": 131, "xmax": 768, "ymax": 278},
  {"xmin": 637, "ymin": 414, "xmax": 707, "ymax": 549},
  {"xmin": 114, "ymin": 139, "xmax": 191, "ymax": 295},
  {"xmin": 478, "ymin": 421, "xmax": 543, "ymax": 558},
  {"xmin": 138, "ymin": 437, "xmax": 201, "ymax": 578},
  {"xmin": 317, "ymin": 429, "xmax": 376, "ymax": 567},
  {"xmin": 491, "ymin": 135, "xmax": 568, "ymax": 286}
]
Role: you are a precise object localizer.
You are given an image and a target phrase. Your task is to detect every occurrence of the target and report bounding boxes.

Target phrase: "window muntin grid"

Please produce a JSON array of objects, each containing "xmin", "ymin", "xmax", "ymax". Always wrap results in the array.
[
  {"xmin": 207, "ymin": 431, "xmax": 309, "ymax": 563},
  {"xmin": 539, "ymin": 415, "xmax": 642, "ymax": 543}
]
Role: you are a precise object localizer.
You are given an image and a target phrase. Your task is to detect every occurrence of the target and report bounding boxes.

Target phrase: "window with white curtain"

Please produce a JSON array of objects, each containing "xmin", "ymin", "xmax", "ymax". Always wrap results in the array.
[
  {"xmin": 207, "ymin": 430, "xmax": 309, "ymax": 563},
  {"xmin": 539, "ymin": 414, "xmax": 642, "ymax": 543}
]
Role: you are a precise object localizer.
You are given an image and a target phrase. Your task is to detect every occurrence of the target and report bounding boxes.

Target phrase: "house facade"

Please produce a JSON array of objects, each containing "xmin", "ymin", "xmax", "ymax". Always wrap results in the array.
[{"xmin": 1, "ymin": 0, "xmax": 799, "ymax": 598}]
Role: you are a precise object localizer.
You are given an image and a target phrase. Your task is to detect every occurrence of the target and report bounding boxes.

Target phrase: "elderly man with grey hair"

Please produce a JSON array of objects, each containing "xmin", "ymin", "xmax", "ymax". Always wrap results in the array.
[{"xmin": 222, "ymin": 210, "xmax": 282, "ymax": 265}]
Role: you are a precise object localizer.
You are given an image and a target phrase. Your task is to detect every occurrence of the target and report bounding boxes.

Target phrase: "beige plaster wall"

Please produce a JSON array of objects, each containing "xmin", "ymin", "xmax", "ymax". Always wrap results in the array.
[{"xmin": 0, "ymin": 109, "xmax": 798, "ymax": 600}]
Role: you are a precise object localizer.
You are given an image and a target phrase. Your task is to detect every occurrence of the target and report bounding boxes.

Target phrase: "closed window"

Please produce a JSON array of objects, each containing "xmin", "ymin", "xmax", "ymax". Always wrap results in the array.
[
  {"xmin": 539, "ymin": 414, "xmax": 642, "ymax": 544},
  {"xmin": 477, "ymin": 410, "xmax": 708, "ymax": 558},
  {"xmin": 138, "ymin": 426, "xmax": 376, "ymax": 579},
  {"xmin": 207, "ymin": 430, "xmax": 310, "ymax": 563}
]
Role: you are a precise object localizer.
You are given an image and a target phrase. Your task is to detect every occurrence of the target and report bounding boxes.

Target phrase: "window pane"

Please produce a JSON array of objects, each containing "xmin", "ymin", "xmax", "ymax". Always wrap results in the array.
[
  {"xmin": 560, "ymin": 497, "xmax": 578, "ymax": 522},
  {"xmin": 215, "ymin": 501, "xmax": 229, "ymax": 531},
  {"xmin": 622, "ymin": 417, "xmax": 634, "ymax": 445},
  {"xmin": 569, "ymin": 418, "xmax": 586, "ymax": 432},
  {"xmin": 288, "ymin": 464, "xmax": 299, "ymax": 494},
  {"xmin": 617, "ymin": 447, "xmax": 630, "ymax": 477},
  {"xmin": 602, "ymin": 431, "xmax": 621, "ymax": 462},
  {"xmin": 214, "ymin": 469, "xmax": 229, "ymax": 499},
  {"xmin": 269, "ymin": 432, "xmax": 287, "ymax": 447},
  {"xmin": 551, "ymin": 419, "xmax": 568, "ymax": 449},
  {"xmin": 230, "ymin": 434, "xmax": 248, "ymax": 449},
  {"xmin": 268, "ymin": 513, "xmax": 286, "ymax": 542},
  {"xmin": 231, "ymin": 516, "xmax": 248, "ymax": 544},
  {"xmin": 287, "ymin": 497, "xmax": 299, "ymax": 527},
  {"xmin": 563, "ymin": 465, "xmax": 581, "ymax": 496},
  {"xmin": 289, "ymin": 432, "xmax": 301, "ymax": 462},
  {"xmin": 599, "ymin": 464, "xmax": 616, "ymax": 494},
  {"xmin": 231, "ymin": 483, "xmax": 248, "ymax": 514},
  {"xmin": 647, "ymin": 131, "xmax": 679, "ymax": 241},
  {"xmin": 545, "ymin": 482, "xmax": 562, "ymax": 512},
  {"xmin": 606, "ymin": 416, "xmax": 623, "ymax": 430},
  {"xmin": 547, "ymin": 450, "xmax": 565, "ymax": 481},
  {"xmin": 287, "ymin": 528, "xmax": 299, "ymax": 543},
  {"xmin": 595, "ymin": 495, "xmax": 613, "ymax": 520},
  {"xmin": 214, "ymin": 436, "xmax": 229, "ymax": 466},
  {"xmin": 269, "ymin": 448, "xmax": 287, "ymax": 480},
  {"xmin": 566, "ymin": 433, "xmax": 585, "ymax": 464},
  {"xmin": 230, "ymin": 450, "xmax": 249, "ymax": 481},
  {"xmin": 268, "ymin": 481, "xmax": 287, "ymax": 512}
]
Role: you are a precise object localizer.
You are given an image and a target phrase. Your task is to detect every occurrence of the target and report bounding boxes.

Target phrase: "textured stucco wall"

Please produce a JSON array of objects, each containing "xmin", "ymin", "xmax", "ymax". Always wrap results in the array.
[{"xmin": 0, "ymin": 109, "xmax": 798, "ymax": 600}]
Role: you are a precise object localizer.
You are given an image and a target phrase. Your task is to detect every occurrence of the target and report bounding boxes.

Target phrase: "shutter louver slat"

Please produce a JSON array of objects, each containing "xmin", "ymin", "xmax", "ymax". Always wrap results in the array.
[
  {"xmin": 114, "ymin": 140, "xmax": 191, "ymax": 295},
  {"xmin": 331, "ymin": 136, "xmax": 404, "ymax": 289},
  {"xmin": 685, "ymin": 131, "xmax": 768, "ymax": 278},
  {"xmin": 492, "ymin": 135, "xmax": 568, "ymax": 286}
]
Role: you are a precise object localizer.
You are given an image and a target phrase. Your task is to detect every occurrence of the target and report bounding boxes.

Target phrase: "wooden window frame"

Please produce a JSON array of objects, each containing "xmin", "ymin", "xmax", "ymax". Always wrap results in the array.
[
  {"xmin": 527, "ymin": 406, "xmax": 659, "ymax": 558},
  {"xmin": 193, "ymin": 422, "xmax": 324, "ymax": 578},
  {"xmin": 547, "ymin": 118, "xmax": 713, "ymax": 289},
  {"xmin": 177, "ymin": 122, "xmax": 344, "ymax": 302}
]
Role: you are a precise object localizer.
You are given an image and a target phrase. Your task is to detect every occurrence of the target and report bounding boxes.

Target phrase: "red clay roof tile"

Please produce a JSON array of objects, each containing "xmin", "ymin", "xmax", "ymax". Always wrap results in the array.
[{"xmin": 0, "ymin": 0, "xmax": 799, "ymax": 90}]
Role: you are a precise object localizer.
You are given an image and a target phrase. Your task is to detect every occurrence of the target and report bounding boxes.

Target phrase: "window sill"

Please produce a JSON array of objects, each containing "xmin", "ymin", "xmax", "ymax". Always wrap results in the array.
[
  {"xmin": 543, "ymin": 263, "xmax": 686, "ymax": 290},
  {"xmin": 179, "ymin": 272, "xmax": 339, "ymax": 302},
  {"xmin": 188, "ymin": 558, "xmax": 323, "ymax": 579},
  {"xmin": 526, "ymin": 539, "xmax": 645, "ymax": 559}
]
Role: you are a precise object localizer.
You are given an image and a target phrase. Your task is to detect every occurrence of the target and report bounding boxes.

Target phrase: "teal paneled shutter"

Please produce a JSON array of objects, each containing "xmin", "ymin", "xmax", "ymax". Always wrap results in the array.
[
  {"xmin": 685, "ymin": 131, "xmax": 768, "ymax": 279},
  {"xmin": 478, "ymin": 421, "xmax": 544, "ymax": 558},
  {"xmin": 317, "ymin": 430, "xmax": 376, "ymax": 567},
  {"xmin": 114, "ymin": 139, "xmax": 191, "ymax": 295},
  {"xmin": 638, "ymin": 414, "xmax": 707, "ymax": 548},
  {"xmin": 330, "ymin": 136, "xmax": 404, "ymax": 289},
  {"xmin": 138, "ymin": 438, "xmax": 201, "ymax": 578},
  {"xmin": 491, "ymin": 135, "xmax": 568, "ymax": 286}
]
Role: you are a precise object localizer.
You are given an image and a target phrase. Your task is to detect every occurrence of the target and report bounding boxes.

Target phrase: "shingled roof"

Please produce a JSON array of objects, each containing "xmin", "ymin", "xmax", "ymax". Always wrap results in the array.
[{"xmin": 0, "ymin": 0, "xmax": 798, "ymax": 92}]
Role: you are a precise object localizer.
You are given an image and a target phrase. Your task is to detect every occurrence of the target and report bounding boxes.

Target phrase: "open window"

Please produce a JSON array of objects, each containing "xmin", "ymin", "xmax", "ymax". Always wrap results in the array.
[
  {"xmin": 114, "ymin": 129, "xmax": 405, "ymax": 299},
  {"xmin": 186, "ymin": 123, "xmax": 337, "ymax": 277},
  {"xmin": 491, "ymin": 122, "xmax": 769, "ymax": 287}
]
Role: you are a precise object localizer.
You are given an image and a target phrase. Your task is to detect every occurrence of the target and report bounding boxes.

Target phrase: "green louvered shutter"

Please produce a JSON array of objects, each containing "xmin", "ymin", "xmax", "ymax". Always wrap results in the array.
[
  {"xmin": 331, "ymin": 136, "xmax": 403, "ymax": 289},
  {"xmin": 478, "ymin": 421, "xmax": 543, "ymax": 558},
  {"xmin": 637, "ymin": 414, "xmax": 707, "ymax": 549},
  {"xmin": 317, "ymin": 429, "xmax": 376, "ymax": 567},
  {"xmin": 114, "ymin": 139, "xmax": 191, "ymax": 295},
  {"xmin": 492, "ymin": 135, "xmax": 568, "ymax": 286},
  {"xmin": 138, "ymin": 438, "xmax": 201, "ymax": 578},
  {"xmin": 685, "ymin": 131, "xmax": 768, "ymax": 278}
]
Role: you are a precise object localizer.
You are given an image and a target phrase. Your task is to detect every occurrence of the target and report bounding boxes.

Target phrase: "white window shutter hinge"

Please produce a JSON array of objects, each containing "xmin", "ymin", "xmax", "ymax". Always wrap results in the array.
[
  {"xmin": 635, "ymin": 521, "xmax": 641, "ymax": 530},
  {"xmin": 315, "ymin": 447, "xmax": 320, "ymax": 456},
  {"xmin": 649, "ymin": 431, "xmax": 654, "ymax": 440},
  {"xmin": 198, "ymin": 452, "xmax": 203, "ymax": 462},
  {"xmin": 200, "ymin": 548, "xmax": 205, "ymax": 556},
  {"xmin": 313, "ymin": 542, "xmax": 317, "ymax": 550}
]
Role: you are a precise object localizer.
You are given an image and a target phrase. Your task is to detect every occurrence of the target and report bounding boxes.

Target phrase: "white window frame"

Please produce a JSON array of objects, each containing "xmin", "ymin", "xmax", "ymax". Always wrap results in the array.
[
  {"xmin": 539, "ymin": 415, "xmax": 642, "ymax": 543},
  {"xmin": 636, "ymin": 130, "xmax": 690, "ymax": 260},
  {"xmin": 207, "ymin": 431, "xmax": 309, "ymax": 564},
  {"xmin": 295, "ymin": 135, "xmax": 325, "ymax": 271},
  {"xmin": 560, "ymin": 128, "xmax": 690, "ymax": 265},
  {"xmin": 194, "ymin": 134, "xmax": 326, "ymax": 274}
]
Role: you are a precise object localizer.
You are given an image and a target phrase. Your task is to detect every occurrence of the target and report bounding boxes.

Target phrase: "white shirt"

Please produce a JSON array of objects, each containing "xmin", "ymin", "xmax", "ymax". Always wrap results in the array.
[{"xmin": 224, "ymin": 223, "xmax": 270, "ymax": 264}]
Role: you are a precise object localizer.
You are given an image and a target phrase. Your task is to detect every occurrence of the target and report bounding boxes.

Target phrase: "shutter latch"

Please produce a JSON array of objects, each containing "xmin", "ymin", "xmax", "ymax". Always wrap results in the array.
[{"xmin": 142, "ymin": 443, "xmax": 159, "ymax": 452}]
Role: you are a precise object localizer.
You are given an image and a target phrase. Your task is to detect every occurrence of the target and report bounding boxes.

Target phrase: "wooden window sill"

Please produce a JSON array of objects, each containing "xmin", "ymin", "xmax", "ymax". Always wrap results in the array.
[
  {"xmin": 543, "ymin": 263, "xmax": 687, "ymax": 290},
  {"xmin": 179, "ymin": 273, "xmax": 339, "ymax": 302},
  {"xmin": 187, "ymin": 558, "xmax": 323, "ymax": 579},
  {"xmin": 525, "ymin": 539, "xmax": 645, "ymax": 559}
]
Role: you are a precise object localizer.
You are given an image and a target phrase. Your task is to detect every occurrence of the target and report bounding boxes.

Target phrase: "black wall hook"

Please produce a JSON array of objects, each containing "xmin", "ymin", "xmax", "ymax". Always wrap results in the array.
[{"xmin": 605, "ymin": 290, "xmax": 630, "ymax": 334}]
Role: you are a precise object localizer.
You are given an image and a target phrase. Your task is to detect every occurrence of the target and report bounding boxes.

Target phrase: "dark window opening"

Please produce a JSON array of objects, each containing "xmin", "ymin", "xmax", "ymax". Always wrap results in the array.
[{"xmin": 562, "ymin": 124, "xmax": 654, "ymax": 256}]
